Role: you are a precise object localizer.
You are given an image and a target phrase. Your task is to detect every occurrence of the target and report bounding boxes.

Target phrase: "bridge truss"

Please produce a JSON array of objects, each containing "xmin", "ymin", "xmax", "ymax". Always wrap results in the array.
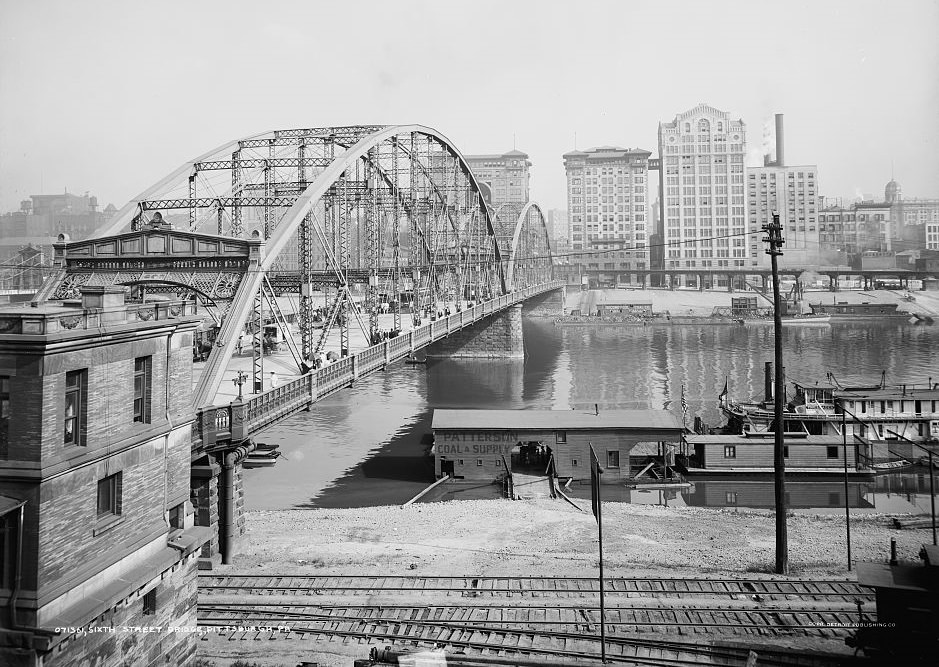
[{"xmin": 36, "ymin": 125, "xmax": 555, "ymax": 407}]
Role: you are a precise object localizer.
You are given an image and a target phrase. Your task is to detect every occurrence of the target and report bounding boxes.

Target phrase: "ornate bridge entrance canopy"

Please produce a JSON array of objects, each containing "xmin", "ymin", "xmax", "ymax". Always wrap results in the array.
[{"xmin": 44, "ymin": 227, "xmax": 259, "ymax": 302}]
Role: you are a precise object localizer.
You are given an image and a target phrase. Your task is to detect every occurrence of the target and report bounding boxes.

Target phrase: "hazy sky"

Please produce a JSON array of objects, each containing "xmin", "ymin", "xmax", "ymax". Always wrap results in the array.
[{"xmin": 1, "ymin": 0, "xmax": 937, "ymax": 214}]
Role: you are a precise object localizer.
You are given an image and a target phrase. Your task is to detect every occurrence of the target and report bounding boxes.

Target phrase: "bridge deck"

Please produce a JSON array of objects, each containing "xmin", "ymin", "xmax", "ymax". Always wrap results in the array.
[{"xmin": 192, "ymin": 281, "xmax": 565, "ymax": 454}]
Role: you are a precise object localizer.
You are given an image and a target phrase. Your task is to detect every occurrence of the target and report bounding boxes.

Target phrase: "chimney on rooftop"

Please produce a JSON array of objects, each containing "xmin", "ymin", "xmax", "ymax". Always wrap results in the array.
[{"xmin": 774, "ymin": 114, "xmax": 785, "ymax": 168}]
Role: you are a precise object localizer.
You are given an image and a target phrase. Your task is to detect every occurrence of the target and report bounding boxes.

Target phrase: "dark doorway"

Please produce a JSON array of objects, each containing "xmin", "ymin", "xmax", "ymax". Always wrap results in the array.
[
  {"xmin": 441, "ymin": 459, "xmax": 455, "ymax": 477},
  {"xmin": 510, "ymin": 441, "xmax": 552, "ymax": 475}
]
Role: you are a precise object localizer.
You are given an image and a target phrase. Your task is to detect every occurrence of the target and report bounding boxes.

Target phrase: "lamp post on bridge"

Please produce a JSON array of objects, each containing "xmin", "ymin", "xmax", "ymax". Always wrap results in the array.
[{"xmin": 232, "ymin": 371, "xmax": 248, "ymax": 401}]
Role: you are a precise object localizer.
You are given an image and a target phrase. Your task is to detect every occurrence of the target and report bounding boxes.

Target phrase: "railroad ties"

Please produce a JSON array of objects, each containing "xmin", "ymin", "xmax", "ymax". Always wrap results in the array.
[{"xmin": 198, "ymin": 575, "xmax": 873, "ymax": 664}]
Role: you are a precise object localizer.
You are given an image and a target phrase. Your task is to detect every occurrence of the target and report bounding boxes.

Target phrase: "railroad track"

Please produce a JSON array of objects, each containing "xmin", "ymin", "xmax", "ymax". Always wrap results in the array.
[
  {"xmin": 198, "ymin": 574, "xmax": 872, "ymax": 602},
  {"xmin": 198, "ymin": 575, "xmax": 869, "ymax": 665},
  {"xmin": 198, "ymin": 603, "xmax": 862, "ymax": 665}
]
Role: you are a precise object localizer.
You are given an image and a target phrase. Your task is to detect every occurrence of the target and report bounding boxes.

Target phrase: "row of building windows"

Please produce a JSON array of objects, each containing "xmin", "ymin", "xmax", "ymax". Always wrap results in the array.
[{"xmin": 723, "ymin": 445, "xmax": 840, "ymax": 459}]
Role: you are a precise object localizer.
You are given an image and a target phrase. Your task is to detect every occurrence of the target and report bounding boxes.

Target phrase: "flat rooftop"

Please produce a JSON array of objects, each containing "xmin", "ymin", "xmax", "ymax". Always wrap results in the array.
[
  {"xmin": 835, "ymin": 388, "xmax": 939, "ymax": 401},
  {"xmin": 685, "ymin": 434, "xmax": 845, "ymax": 445},
  {"xmin": 432, "ymin": 409, "xmax": 682, "ymax": 432}
]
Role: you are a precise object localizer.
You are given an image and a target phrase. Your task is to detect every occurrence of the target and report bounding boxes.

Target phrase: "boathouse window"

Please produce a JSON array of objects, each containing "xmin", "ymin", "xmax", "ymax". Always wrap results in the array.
[
  {"xmin": 571, "ymin": 459, "xmax": 578, "ymax": 467},
  {"xmin": 607, "ymin": 451, "xmax": 620, "ymax": 468},
  {"xmin": 0, "ymin": 376, "xmax": 9, "ymax": 452},
  {"xmin": 142, "ymin": 588, "xmax": 156, "ymax": 616},
  {"xmin": 827, "ymin": 446, "xmax": 839, "ymax": 459},
  {"xmin": 725, "ymin": 491, "xmax": 737, "ymax": 504},
  {"xmin": 887, "ymin": 400, "xmax": 894, "ymax": 411},
  {"xmin": 458, "ymin": 459, "xmax": 464, "ymax": 466},
  {"xmin": 476, "ymin": 459, "xmax": 483, "ymax": 467},
  {"xmin": 64, "ymin": 369, "xmax": 87, "ymax": 446},
  {"xmin": 96, "ymin": 472, "xmax": 122, "ymax": 518},
  {"xmin": 555, "ymin": 431, "xmax": 567, "ymax": 443},
  {"xmin": 880, "ymin": 401, "xmax": 885, "ymax": 413},
  {"xmin": 495, "ymin": 459, "xmax": 502, "ymax": 467},
  {"xmin": 723, "ymin": 446, "xmax": 736, "ymax": 458},
  {"xmin": 133, "ymin": 356, "xmax": 152, "ymax": 423}
]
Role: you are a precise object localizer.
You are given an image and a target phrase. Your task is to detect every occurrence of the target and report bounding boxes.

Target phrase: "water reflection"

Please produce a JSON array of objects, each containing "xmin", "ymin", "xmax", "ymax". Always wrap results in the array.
[{"xmin": 245, "ymin": 319, "xmax": 939, "ymax": 513}]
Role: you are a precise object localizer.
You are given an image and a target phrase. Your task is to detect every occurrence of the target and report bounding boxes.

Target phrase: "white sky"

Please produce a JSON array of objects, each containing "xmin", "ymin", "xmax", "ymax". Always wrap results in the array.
[{"xmin": 1, "ymin": 0, "xmax": 937, "ymax": 214}]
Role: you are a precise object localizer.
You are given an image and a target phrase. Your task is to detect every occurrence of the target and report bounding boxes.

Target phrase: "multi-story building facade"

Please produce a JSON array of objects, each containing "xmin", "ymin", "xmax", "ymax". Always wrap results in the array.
[
  {"xmin": 884, "ymin": 179, "xmax": 939, "ymax": 249},
  {"xmin": 927, "ymin": 222, "xmax": 939, "ymax": 250},
  {"xmin": 464, "ymin": 150, "xmax": 531, "ymax": 208},
  {"xmin": 545, "ymin": 208, "xmax": 569, "ymax": 244},
  {"xmin": 658, "ymin": 104, "xmax": 748, "ymax": 285},
  {"xmin": 0, "ymin": 286, "xmax": 210, "ymax": 666},
  {"xmin": 563, "ymin": 146, "xmax": 652, "ymax": 285},
  {"xmin": 747, "ymin": 165, "xmax": 819, "ymax": 266},
  {"xmin": 0, "ymin": 193, "xmax": 115, "ymax": 289}
]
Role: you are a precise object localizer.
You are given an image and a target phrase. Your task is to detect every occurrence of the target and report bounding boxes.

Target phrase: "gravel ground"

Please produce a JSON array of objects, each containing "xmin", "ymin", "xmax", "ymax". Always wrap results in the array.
[
  {"xmin": 197, "ymin": 500, "xmax": 932, "ymax": 666},
  {"xmin": 228, "ymin": 499, "xmax": 928, "ymax": 576}
]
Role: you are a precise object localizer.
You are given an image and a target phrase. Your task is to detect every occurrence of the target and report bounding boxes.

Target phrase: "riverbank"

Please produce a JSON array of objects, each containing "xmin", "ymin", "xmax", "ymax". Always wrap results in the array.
[
  {"xmin": 230, "ymin": 499, "xmax": 928, "ymax": 577},
  {"xmin": 564, "ymin": 286, "xmax": 939, "ymax": 319}
]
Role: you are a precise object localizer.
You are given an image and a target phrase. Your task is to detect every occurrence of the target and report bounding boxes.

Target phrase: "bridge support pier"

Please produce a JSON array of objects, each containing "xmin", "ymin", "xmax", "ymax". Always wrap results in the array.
[
  {"xmin": 191, "ymin": 461, "xmax": 221, "ymax": 568},
  {"xmin": 522, "ymin": 287, "xmax": 566, "ymax": 317},
  {"xmin": 426, "ymin": 304, "xmax": 524, "ymax": 358}
]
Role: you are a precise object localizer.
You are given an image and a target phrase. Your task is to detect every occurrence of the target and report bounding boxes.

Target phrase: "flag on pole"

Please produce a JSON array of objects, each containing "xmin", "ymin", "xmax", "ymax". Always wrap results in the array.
[
  {"xmin": 681, "ymin": 384, "xmax": 689, "ymax": 417},
  {"xmin": 589, "ymin": 444, "xmax": 603, "ymax": 523}
]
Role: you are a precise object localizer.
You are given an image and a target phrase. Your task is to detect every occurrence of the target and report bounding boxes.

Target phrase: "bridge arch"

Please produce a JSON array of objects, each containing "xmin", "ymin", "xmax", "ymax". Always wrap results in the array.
[
  {"xmin": 39, "ymin": 124, "xmax": 559, "ymax": 407},
  {"xmin": 502, "ymin": 202, "xmax": 553, "ymax": 290}
]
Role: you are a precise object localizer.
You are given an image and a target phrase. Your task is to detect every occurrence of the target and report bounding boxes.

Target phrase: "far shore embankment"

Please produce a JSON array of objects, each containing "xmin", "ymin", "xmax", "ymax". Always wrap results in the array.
[{"xmin": 561, "ymin": 285, "xmax": 939, "ymax": 321}]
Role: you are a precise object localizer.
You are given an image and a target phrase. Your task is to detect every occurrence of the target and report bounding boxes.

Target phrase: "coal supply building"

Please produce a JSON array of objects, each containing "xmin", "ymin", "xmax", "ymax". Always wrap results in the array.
[{"xmin": 431, "ymin": 409, "xmax": 683, "ymax": 482}]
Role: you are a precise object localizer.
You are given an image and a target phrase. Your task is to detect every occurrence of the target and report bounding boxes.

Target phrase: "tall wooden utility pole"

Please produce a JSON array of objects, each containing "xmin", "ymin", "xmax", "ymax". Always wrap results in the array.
[{"xmin": 764, "ymin": 212, "xmax": 788, "ymax": 574}]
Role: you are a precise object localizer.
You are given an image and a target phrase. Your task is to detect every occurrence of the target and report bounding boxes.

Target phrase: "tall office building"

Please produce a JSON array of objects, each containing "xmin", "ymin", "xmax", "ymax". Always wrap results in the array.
[
  {"xmin": 658, "ymin": 104, "xmax": 747, "ymax": 285},
  {"xmin": 563, "ymin": 146, "xmax": 652, "ymax": 283},
  {"xmin": 746, "ymin": 115, "xmax": 819, "ymax": 266},
  {"xmin": 464, "ymin": 150, "xmax": 531, "ymax": 208}
]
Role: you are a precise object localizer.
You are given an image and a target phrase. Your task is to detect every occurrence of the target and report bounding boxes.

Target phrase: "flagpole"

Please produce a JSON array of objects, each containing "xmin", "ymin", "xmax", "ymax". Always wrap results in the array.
[
  {"xmin": 598, "ymin": 473, "xmax": 606, "ymax": 663},
  {"xmin": 590, "ymin": 444, "xmax": 607, "ymax": 663}
]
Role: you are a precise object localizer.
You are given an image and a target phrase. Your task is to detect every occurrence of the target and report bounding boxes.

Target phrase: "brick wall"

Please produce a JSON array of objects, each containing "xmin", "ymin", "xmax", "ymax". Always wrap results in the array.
[
  {"xmin": 35, "ymin": 424, "xmax": 191, "ymax": 602},
  {"xmin": 42, "ymin": 553, "xmax": 199, "ymax": 667},
  {"xmin": 2, "ymin": 329, "xmax": 194, "ymax": 466},
  {"xmin": 426, "ymin": 304, "xmax": 524, "ymax": 358}
]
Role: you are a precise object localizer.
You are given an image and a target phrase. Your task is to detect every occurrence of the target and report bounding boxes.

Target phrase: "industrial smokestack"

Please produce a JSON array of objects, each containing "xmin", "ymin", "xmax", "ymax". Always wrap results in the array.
[{"xmin": 774, "ymin": 114, "xmax": 785, "ymax": 167}]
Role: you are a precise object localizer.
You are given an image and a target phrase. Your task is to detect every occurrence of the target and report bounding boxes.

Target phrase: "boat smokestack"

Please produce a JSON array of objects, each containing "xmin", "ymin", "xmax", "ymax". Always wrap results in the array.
[
  {"xmin": 774, "ymin": 114, "xmax": 785, "ymax": 167},
  {"xmin": 765, "ymin": 362, "xmax": 774, "ymax": 403}
]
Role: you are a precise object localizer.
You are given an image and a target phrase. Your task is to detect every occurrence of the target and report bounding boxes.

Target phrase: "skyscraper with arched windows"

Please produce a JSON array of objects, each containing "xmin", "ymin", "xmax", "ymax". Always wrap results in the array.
[{"xmin": 657, "ymin": 104, "xmax": 747, "ymax": 287}]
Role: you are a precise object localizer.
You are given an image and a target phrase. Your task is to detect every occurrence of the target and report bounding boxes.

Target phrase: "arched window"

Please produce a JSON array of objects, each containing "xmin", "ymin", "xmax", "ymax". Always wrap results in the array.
[
  {"xmin": 698, "ymin": 119, "xmax": 710, "ymax": 132},
  {"xmin": 717, "ymin": 121, "xmax": 723, "ymax": 132},
  {"xmin": 684, "ymin": 122, "xmax": 691, "ymax": 132}
]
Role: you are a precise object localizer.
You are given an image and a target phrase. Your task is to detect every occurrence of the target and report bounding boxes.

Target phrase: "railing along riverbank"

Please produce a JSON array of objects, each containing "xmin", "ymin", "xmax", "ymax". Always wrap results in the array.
[{"xmin": 193, "ymin": 280, "xmax": 565, "ymax": 453}]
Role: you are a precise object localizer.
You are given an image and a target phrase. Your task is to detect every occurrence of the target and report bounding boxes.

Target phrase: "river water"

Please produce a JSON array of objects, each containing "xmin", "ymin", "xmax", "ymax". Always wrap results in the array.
[{"xmin": 244, "ymin": 319, "xmax": 939, "ymax": 515}]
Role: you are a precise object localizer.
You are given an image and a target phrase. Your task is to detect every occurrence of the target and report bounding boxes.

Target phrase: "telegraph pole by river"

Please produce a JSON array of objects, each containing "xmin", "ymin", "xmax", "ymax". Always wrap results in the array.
[{"xmin": 764, "ymin": 213, "xmax": 789, "ymax": 575}]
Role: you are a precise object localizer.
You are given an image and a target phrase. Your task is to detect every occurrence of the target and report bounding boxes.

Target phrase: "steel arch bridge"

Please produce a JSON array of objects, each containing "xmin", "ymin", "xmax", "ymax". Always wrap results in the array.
[{"xmin": 36, "ymin": 125, "xmax": 555, "ymax": 407}]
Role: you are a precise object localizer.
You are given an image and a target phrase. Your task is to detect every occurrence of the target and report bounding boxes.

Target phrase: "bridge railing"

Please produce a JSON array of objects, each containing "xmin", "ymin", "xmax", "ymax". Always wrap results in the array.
[{"xmin": 193, "ymin": 280, "xmax": 565, "ymax": 451}]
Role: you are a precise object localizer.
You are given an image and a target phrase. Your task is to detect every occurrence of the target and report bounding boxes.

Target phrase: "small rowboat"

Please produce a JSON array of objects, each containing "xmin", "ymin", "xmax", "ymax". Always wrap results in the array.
[
  {"xmin": 244, "ymin": 450, "xmax": 282, "ymax": 469},
  {"xmin": 872, "ymin": 459, "xmax": 912, "ymax": 473}
]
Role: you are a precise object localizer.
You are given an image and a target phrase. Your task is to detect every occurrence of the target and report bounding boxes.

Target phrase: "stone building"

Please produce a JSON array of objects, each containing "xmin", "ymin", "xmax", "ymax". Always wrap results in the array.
[
  {"xmin": 658, "ymin": 104, "xmax": 748, "ymax": 286},
  {"xmin": 464, "ymin": 150, "xmax": 531, "ymax": 208},
  {"xmin": 0, "ymin": 286, "xmax": 210, "ymax": 666},
  {"xmin": 563, "ymin": 146, "xmax": 652, "ymax": 286}
]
